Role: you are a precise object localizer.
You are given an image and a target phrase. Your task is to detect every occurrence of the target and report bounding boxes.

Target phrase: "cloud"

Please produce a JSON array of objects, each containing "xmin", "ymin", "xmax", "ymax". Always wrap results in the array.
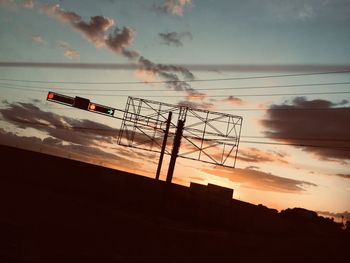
[
  {"xmin": 137, "ymin": 56, "xmax": 195, "ymax": 92},
  {"xmin": 156, "ymin": 0, "xmax": 192, "ymax": 16},
  {"xmin": 237, "ymin": 147, "xmax": 289, "ymax": 164},
  {"xmin": 32, "ymin": 35, "xmax": 44, "ymax": 44},
  {"xmin": 74, "ymin": 15, "xmax": 114, "ymax": 47},
  {"xmin": 267, "ymin": 0, "xmax": 350, "ymax": 22},
  {"xmin": 222, "ymin": 96, "xmax": 244, "ymax": 106},
  {"xmin": 202, "ymin": 166, "xmax": 317, "ymax": 193},
  {"xmin": 158, "ymin": 31, "xmax": 192, "ymax": 47},
  {"xmin": 316, "ymin": 210, "xmax": 350, "ymax": 221},
  {"xmin": 261, "ymin": 97, "xmax": 350, "ymax": 162},
  {"xmin": 0, "ymin": 101, "xmax": 163, "ymax": 160},
  {"xmin": 59, "ymin": 42, "xmax": 80, "ymax": 59},
  {"xmin": 0, "ymin": 101, "xmax": 118, "ymax": 146},
  {"xmin": 41, "ymin": 4, "xmax": 137, "ymax": 60},
  {"xmin": 177, "ymin": 99, "xmax": 213, "ymax": 110},
  {"xmin": 269, "ymin": 0, "xmax": 317, "ymax": 21},
  {"xmin": 39, "ymin": 4, "xmax": 201, "ymax": 104},
  {"xmin": 20, "ymin": 0, "xmax": 34, "ymax": 9},
  {"xmin": 105, "ymin": 27, "xmax": 139, "ymax": 59},
  {"xmin": 0, "ymin": 102, "xmax": 161, "ymax": 171},
  {"xmin": 335, "ymin": 173, "xmax": 350, "ymax": 179},
  {"xmin": 0, "ymin": 128, "xmax": 138, "ymax": 170}
]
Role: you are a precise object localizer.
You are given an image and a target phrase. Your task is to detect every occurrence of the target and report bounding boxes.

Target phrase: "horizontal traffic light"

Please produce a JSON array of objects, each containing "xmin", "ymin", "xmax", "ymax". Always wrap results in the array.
[
  {"xmin": 88, "ymin": 103, "xmax": 115, "ymax": 116},
  {"xmin": 47, "ymin": 92, "xmax": 115, "ymax": 116},
  {"xmin": 47, "ymin": 92, "xmax": 74, "ymax": 105}
]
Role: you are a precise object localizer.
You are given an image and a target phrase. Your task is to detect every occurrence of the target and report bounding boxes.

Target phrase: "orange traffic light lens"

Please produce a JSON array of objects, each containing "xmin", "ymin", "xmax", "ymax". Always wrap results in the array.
[
  {"xmin": 89, "ymin": 103, "xmax": 96, "ymax": 110},
  {"xmin": 48, "ymin": 93, "xmax": 54, "ymax": 99}
]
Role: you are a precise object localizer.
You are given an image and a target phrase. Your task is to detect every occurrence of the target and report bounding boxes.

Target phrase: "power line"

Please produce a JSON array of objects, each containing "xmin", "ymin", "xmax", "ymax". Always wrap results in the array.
[
  {"xmin": 46, "ymin": 105, "xmax": 350, "ymax": 112},
  {"xmin": 241, "ymin": 135, "xmax": 350, "ymax": 142},
  {"xmin": 239, "ymin": 140, "xmax": 350, "ymax": 151},
  {"xmin": 0, "ymin": 70, "xmax": 350, "ymax": 85},
  {"xmin": 1, "ymin": 80, "xmax": 350, "ymax": 92},
  {"xmin": 2, "ymin": 84, "xmax": 349, "ymax": 97},
  {"xmin": 49, "ymin": 91, "xmax": 350, "ymax": 97},
  {"xmin": 2, "ymin": 118, "xmax": 350, "ymax": 150}
]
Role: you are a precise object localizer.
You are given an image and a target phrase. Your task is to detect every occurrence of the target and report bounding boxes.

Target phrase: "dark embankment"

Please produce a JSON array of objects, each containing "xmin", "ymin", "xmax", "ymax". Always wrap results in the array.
[{"xmin": 0, "ymin": 144, "xmax": 348, "ymax": 262}]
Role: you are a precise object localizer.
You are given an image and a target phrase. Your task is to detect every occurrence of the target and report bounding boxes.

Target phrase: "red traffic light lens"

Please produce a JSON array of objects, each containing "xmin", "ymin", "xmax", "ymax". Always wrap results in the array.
[
  {"xmin": 48, "ymin": 93, "xmax": 54, "ymax": 99},
  {"xmin": 89, "ymin": 103, "xmax": 96, "ymax": 110}
]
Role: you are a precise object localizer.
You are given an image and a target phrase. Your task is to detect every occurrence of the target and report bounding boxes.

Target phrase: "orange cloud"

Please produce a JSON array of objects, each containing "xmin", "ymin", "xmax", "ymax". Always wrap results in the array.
[
  {"xmin": 222, "ymin": 96, "xmax": 244, "ymax": 105},
  {"xmin": 237, "ymin": 147, "xmax": 289, "ymax": 164},
  {"xmin": 202, "ymin": 166, "xmax": 317, "ymax": 193}
]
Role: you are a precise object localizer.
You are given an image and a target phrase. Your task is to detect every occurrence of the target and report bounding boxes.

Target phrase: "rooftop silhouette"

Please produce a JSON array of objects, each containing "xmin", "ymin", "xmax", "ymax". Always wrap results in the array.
[{"xmin": 0, "ymin": 144, "xmax": 348, "ymax": 262}]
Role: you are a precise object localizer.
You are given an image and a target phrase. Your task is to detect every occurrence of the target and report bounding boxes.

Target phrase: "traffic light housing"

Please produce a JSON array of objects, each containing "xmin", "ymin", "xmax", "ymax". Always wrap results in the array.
[
  {"xmin": 47, "ymin": 92, "xmax": 74, "ymax": 105},
  {"xmin": 46, "ymin": 92, "xmax": 115, "ymax": 116},
  {"xmin": 73, "ymin": 96, "xmax": 90, "ymax": 110},
  {"xmin": 88, "ymin": 103, "xmax": 115, "ymax": 116}
]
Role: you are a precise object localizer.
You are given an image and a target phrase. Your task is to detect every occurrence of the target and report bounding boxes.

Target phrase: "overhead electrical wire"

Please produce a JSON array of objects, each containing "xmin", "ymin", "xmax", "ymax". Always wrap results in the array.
[
  {"xmin": 46, "ymin": 104, "xmax": 350, "ymax": 112},
  {"xmin": 1, "ymin": 84, "xmax": 349, "ymax": 98},
  {"xmin": 0, "ymin": 70, "xmax": 350, "ymax": 85},
  {"xmin": 1, "ymin": 118, "xmax": 350, "ymax": 151},
  {"xmin": 0, "ymin": 80, "xmax": 350, "ymax": 92}
]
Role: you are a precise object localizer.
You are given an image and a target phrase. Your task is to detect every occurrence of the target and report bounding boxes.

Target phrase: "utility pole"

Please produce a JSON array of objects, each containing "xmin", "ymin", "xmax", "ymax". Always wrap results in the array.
[
  {"xmin": 155, "ymin": 112, "xmax": 172, "ymax": 180},
  {"xmin": 166, "ymin": 119, "xmax": 185, "ymax": 184}
]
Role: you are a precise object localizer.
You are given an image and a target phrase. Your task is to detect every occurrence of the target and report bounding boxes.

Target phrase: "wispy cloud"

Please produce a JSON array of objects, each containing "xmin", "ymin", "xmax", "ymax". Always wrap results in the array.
[
  {"xmin": 222, "ymin": 96, "xmax": 244, "ymax": 106},
  {"xmin": 32, "ymin": 35, "xmax": 45, "ymax": 44},
  {"xmin": 237, "ymin": 147, "xmax": 289, "ymax": 164},
  {"xmin": 159, "ymin": 31, "xmax": 192, "ymax": 47},
  {"xmin": 20, "ymin": 0, "xmax": 34, "ymax": 9},
  {"xmin": 261, "ymin": 97, "xmax": 350, "ymax": 163},
  {"xmin": 137, "ymin": 56, "xmax": 194, "ymax": 91},
  {"xmin": 335, "ymin": 173, "xmax": 350, "ymax": 179},
  {"xmin": 58, "ymin": 42, "xmax": 80, "ymax": 60},
  {"xmin": 155, "ymin": 0, "xmax": 193, "ymax": 16},
  {"xmin": 202, "ymin": 166, "xmax": 317, "ymax": 193}
]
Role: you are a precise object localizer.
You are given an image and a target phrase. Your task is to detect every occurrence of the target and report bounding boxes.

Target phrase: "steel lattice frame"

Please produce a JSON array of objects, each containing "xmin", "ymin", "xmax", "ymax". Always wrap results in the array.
[{"xmin": 117, "ymin": 97, "xmax": 243, "ymax": 168}]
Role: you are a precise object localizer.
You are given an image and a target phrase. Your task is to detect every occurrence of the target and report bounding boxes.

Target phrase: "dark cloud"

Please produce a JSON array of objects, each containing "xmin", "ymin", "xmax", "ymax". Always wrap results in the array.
[
  {"xmin": 0, "ymin": 128, "xmax": 137, "ymax": 169},
  {"xmin": 159, "ymin": 31, "xmax": 192, "ymax": 47},
  {"xmin": 137, "ymin": 56, "xmax": 195, "ymax": 92},
  {"xmin": 39, "ymin": 4, "xmax": 209, "ymax": 108},
  {"xmin": 74, "ymin": 15, "xmax": 114, "ymax": 47},
  {"xmin": 105, "ymin": 27, "xmax": 139, "ymax": 59},
  {"xmin": 261, "ymin": 97, "xmax": 350, "ymax": 162},
  {"xmin": 222, "ymin": 96, "xmax": 244, "ymax": 105},
  {"xmin": 0, "ymin": 101, "xmax": 166, "ymax": 172},
  {"xmin": 0, "ymin": 101, "xmax": 118, "ymax": 147},
  {"xmin": 41, "ymin": 4, "xmax": 137, "ymax": 60},
  {"xmin": 177, "ymin": 100, "xmax": 213, "ymax": 110},
  {"xmin": 202, "ymin": 166, "xmax": 317, "ymax": 193},
  {"xmin": 0, "ymin": 101, "xmax": 166, "ymax": 164}
]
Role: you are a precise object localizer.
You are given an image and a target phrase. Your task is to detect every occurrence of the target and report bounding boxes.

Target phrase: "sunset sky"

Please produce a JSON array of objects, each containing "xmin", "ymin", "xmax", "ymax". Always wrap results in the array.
[{"xmin": 0, "ymin": 0, "xmax": 349, "ymax": 219}]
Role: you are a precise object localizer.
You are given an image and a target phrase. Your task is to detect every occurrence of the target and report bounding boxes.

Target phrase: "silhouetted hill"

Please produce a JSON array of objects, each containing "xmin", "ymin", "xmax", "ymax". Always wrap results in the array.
[{"xmin": 0, "ymin": 144, "xmax": 348, "ymax": 262}]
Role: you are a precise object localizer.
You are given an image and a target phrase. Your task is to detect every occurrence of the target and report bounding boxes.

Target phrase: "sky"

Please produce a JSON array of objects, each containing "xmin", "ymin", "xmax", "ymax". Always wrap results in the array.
[{"xmin": 0, "ymin": 0, "xmax": 350, "ymax": 220}]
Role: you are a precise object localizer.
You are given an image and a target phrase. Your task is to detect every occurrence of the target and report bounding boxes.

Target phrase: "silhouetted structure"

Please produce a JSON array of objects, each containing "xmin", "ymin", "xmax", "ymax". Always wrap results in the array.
[{"xmin": 0, "ymin": 145, "xmax": 348, "ymax": 262}]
